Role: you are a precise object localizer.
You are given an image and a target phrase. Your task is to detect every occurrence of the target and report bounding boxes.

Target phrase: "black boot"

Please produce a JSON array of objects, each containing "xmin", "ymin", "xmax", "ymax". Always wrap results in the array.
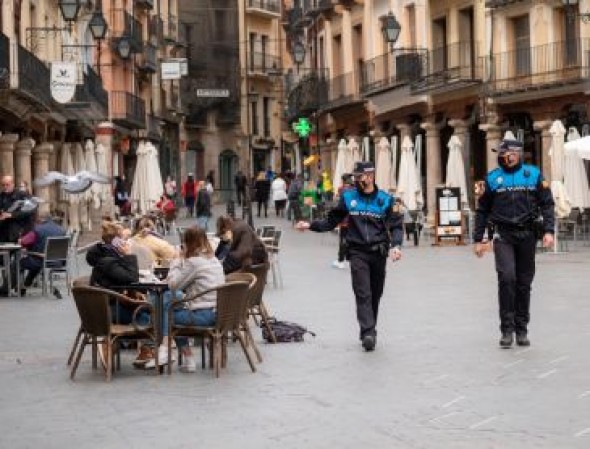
[
  {"xmin": 362, "ymin": 335, "xmax": 376, "ymax": 351},
  {"xmin": 499, "ymin": 331, "xmax": 513, "ymax": 348},
  {"xmin": 515, "ymin": 333, "xmax": 530, "ymax": 346}
]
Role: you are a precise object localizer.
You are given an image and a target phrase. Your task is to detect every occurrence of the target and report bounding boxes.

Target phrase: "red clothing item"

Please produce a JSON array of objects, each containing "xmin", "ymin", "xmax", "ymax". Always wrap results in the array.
[
  {"xmin": 19, "ymin": 230, "xmax": 37, "ymax": 249},
  {"xmin": 181, "ymin": 180, "xmax": 198, "ymax": 198}
]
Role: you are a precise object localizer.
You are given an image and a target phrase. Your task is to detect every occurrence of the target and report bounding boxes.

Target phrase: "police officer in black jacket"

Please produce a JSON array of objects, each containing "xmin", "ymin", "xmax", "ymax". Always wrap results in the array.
[
  {"xmin": 474, "ymin": 139, "xmax": 555, "ymax": 348},
  {"xmin": 0, "ymin": 175, "xmax": 32, "ymax": 243},
  {"xmin": 296, "ymin": 161, "xmax": 403, "ymax": 351}
]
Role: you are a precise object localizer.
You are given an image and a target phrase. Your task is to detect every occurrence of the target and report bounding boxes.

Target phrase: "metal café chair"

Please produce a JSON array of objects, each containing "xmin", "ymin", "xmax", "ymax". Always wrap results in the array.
[{"xmin": 29, "ymin": 235, "xmax": 72, "ymax": 296}]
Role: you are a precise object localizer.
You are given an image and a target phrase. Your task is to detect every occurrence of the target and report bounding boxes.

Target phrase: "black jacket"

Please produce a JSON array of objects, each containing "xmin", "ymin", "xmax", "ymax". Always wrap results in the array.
[
  {"xmin": 86, "ymin": 243, "xmax": 139, "ymax": 289},
  {"xmin": 310, "ymin": 186, "xmax": 404, "ymax": 249},
  {"xmin": 0, "ymin": 190, "xmax": 33, "ymax": 242},
  {"xmin": 474, "ymin": 163, "xmax": 555, "ymax": 242},
  {"xmin": 196, "ymin": 189, "xmax": 211, "ymax": 217},
  {"xmin": 254, "ymin": 179, "xmax": 271, "ymax": 202}
]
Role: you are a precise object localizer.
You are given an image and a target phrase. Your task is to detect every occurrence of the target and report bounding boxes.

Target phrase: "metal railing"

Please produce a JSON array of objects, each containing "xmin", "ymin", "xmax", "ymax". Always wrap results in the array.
[
  {"xmin": 411, "ymin": 41, "xmax": 482, "ymax": 93},
  {"xmin": 147, "ymin": 114, "xmax": 160, "ymax": 140},
  {"xmin": 138, "ymin": 43, "xmax": 157, "ymax": 72},
  {"xmin": 286, "ymin": 69, "xmax": 329, "ymax": 120},
  {"xmin": 248, "ymin": 51, "xmax": 281, "ymax": 73},
  {"xmin": 17, "ymin": 44, "xmax": 51, "ymax": 107},
  {"xmin": 110, "ymin": 91, "xmax": 146, "ymax": 128},
  {"xmin": 76, "ymin": 65, "xmax": 108, "ymax": 112},
  {"xmin": 247, "ymin": 0, "xmax": 280, "ymax": 13},
  {"xmin": 325, "ymin": 71, "xmax": 359, "ymax": 109},
  {"xmin": 486, "ymin": 39, "xmax": 590, "ymax": 94},
  {"xmin": 360, "ymin": 47, "xmax": 427, "ymax": 94},
  {"xmin": 0, "ymin": 32, "xmax": 9, "ymax": 85}
]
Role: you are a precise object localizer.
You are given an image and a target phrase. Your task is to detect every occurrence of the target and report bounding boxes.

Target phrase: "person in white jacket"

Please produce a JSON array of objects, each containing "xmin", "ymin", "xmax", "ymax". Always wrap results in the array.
[{"xmin": 271, "ymin": 173, "xmax": 288, "ymax": 218}]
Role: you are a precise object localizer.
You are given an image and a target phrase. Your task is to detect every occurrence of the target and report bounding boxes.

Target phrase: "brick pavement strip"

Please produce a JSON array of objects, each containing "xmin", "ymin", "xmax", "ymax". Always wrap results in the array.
[{"xmin": 0, "ymin": 210, "xmax": 589, "ymax": 449}]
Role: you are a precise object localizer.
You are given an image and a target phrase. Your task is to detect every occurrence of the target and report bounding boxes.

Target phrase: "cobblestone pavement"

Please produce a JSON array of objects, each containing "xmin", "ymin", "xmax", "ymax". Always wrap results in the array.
[{"xmin": 1, "ymin": 209, "xmax": 589, "ymax": 449}]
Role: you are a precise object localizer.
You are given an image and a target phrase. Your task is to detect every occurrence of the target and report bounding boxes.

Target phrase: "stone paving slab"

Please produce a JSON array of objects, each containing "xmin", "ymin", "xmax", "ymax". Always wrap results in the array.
[{"xmin": 0, "ymin": 210, "xmax": 589, "ymax": 448}]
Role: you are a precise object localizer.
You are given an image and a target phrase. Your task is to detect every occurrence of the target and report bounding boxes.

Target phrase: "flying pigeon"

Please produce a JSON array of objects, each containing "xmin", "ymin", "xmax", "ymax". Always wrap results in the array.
[
  {"xmin": 6, "ymin": 197, "xmax": 44, "ymax": 213},
  {"xmin": 34, "ymin": 171, "xmax": 110, "ymax": 194}
]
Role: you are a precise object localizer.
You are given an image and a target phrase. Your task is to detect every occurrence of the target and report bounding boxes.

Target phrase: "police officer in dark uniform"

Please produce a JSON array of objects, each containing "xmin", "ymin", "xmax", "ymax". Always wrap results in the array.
[
  {"xmin": 474, "ymin": 139, "xmax": 555, "ymax": 348},
  {"xmin": 296, "ymin": 161, "xmax": 403, "ymax": 351}
]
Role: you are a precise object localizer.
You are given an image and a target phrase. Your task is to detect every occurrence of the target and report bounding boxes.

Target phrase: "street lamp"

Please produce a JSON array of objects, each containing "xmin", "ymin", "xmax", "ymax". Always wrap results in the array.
[
  {"xmin": 562, "ymin": 0, "xmax": 590, "ymax": 23},
  {"xmin": 381, "ymin": 11, "xmax": 402, "ymax": 51},
  {"xmin": 115, "ymin": 37, "xmax": 132, "ymax": 60},
  {"xmin": 89, "ymin": 2, "xmax": 108, "ymax": 77},
  {"xmin": 59, "ymin": 0, "xmax": 82, "ymax": 24},
  {"xmin": 292, "ymin": 41, "xmax": 306, "ymax": 66}
]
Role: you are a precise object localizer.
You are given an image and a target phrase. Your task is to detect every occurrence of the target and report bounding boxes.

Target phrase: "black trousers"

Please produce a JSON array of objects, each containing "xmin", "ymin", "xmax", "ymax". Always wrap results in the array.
[
  {"xmin": 236, "ymin": 188, "xmax": 245, "ymax": 206},
  {"xmin": 337, "ymin": 227, "xmax": 348, "ymax": 262},
  {"xmin": 257, "ymin": 200, "xmax": 268, "ymax": 217},
  {"xmin": 349, "ymin": 248, "xmax": 387, "ymax": 339},
  {"xmin": 493, "ymin": 232, "xmax": 536, "ymax": 334}
]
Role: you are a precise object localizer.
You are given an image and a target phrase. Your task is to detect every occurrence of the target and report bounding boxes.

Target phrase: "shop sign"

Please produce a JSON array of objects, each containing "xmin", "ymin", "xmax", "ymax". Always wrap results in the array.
[{"xmin": 50, "ymin": 62, "xmax": 77, "ymax": 104}]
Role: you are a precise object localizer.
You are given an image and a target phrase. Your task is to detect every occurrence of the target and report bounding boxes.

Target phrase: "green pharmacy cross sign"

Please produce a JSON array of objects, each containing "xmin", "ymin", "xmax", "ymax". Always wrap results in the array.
[{"xmin": 292, "ymin": 117, "xmax": 312, "ymax": 138}]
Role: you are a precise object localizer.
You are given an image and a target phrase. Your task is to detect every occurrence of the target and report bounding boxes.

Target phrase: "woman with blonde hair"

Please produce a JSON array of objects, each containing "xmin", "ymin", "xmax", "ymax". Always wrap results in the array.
[
  {"xmin": 131, "ymin": 216, "xmax": 177, "ymax": 264},
  {"xmin": 145, "ymin": 226, "xmax": 225, "ymax": 371}
]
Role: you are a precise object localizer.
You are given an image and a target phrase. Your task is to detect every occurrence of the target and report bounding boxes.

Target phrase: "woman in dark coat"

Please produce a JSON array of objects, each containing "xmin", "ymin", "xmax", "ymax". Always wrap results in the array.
[
  {"xmin": 215, "ymin": 216, "xmax": 268, "ymax": 274},
  {"xmin": 253, "ymin": 172, "xmax": 271, "ymax": 218}
]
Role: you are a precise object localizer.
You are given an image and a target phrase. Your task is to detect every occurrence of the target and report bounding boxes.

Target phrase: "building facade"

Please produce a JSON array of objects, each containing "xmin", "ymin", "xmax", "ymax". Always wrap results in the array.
[{"xmin": 284, "ymin": 0, "xmax": 590, "ymax": 219}]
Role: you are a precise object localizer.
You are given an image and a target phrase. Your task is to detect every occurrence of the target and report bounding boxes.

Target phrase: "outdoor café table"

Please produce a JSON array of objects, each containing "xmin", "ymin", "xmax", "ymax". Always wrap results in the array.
[{"xmin": 0, "ymin": 243, "xmax": 22, "ymax": 298}]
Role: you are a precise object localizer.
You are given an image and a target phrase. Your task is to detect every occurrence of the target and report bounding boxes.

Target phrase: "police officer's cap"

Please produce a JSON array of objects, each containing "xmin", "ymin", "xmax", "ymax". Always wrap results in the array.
[
  {"xmin": 493, "ymin": 139, "xmax": 523, "ymax": 153},
  {"xmin": 352, "ymin": 161, "xmax": 375, "ymax": 175}
]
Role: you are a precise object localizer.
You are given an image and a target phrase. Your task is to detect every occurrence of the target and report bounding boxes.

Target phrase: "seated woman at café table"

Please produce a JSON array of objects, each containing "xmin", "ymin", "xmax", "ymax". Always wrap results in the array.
[
  {"xmin": 131, "ymin": 217, "xmax": 177, "ymax": 264},
  {"xmin": 214, "ymin": 215, "xmax": 268, "ymax": 274},
  {"xmin": 144, "ymin": 226, "xmax": 224, "ymax": 372},
  {"xmin": 87, "ymin": 221, "xmax": 153, "ymax": 368}
]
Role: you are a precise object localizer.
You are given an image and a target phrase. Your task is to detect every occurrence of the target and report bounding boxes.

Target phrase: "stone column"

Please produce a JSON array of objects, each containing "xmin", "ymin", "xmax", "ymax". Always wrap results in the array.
[
  {"xmin": 397, "ymin": 124, "xmax": 412, "ymax": 142},
  {"xmin": 0, "ymin": 133, "xmax": 19, "ymax": 177},
  {"xmin": 479, "ymin": 123, "xmax": 502, "ymax": 172},
  {"xmin": 48, "ymin": 141, "xmax": 62, "ymax": 212},
  {"xmin": 96, "ymin": 122, "xmax": 116, "ymax": 217},
  {"xmin": 449, "ymin": 118, "xmax": 472, "ymax": 203},
  {"xmin": 421, "ymin": 121, "xmax": 442, "ymax": 221},
  {"xmin": 15, "ymin": 138, "xmax": 35, "ymax": 188},
  {"xmin": 32, "ymin": 142, "xmax": 53, "ymax": 215},
  {"xmin": 533, "ymin": 120, "xmax": 553, "ymax": 180}
]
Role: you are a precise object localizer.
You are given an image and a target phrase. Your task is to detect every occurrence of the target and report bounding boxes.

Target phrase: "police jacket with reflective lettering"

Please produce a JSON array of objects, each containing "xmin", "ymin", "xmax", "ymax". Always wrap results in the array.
[
  {"xmin": 309, "ymin": 186, "xmax": 403, "ymax": 248},
  {"xmin": 474, "ymin": 163, "xmax": 555, "ymax": 242}
]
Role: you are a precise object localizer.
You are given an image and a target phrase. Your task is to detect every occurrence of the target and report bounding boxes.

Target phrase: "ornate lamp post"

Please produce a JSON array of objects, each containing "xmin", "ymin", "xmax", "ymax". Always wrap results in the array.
[
  {"xmin": 88, "ymin": 2, "xmax": 108, "ymax": 77},
  {"xmin": 381, "ymin": 11, "xmax": 402, "ymax": 51}
]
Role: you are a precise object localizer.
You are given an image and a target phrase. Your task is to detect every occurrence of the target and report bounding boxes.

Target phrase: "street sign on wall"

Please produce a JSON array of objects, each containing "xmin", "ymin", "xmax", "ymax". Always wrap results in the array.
[
  {"xmin": 195, "ymin": 89, "xmax": 230, "ymax": 98},
  {"xmin": 161, "ymin": 61, "xmax": 182, "ymax": 80}
]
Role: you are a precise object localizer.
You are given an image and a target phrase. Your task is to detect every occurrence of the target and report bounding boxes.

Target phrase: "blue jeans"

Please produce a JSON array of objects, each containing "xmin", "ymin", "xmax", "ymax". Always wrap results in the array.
[
  {"xmin": 196, "ymin": 216, "xmax": 209, "ymax": 231},
  {"xmin": 162, "ymin": 290, "xmax": 216, "ymax": 348}
]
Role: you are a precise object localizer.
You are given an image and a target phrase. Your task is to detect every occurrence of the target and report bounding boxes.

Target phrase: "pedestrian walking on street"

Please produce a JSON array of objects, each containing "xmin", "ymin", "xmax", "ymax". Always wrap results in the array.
[
  {"xmin": 181, "ymin": 174, "xmax": 198, "ymax": 218},
  {"xmin": 296, "ymin": 161, "xmax": 403, "ymax": 351},
  {"xmin": 196, "ymin": 180, "xmax": 212, "ymax": 231},
  {"xmin": 254, "ymin": 172, "xmax": 271, "ymax": 218},
  {"xmin": 271, "ymin": 173, "xmax": 288, "ymax": 218},
  {"xmin": 234, "ymin": 170, "xmax": 247, "ymax": 206},
  {"xmin": 474, "ymin": 139, "xmax": 555, "ymax": 348}
]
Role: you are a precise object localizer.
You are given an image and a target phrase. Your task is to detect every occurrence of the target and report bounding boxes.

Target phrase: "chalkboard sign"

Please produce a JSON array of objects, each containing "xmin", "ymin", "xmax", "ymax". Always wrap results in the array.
[{"xmin": 434, "ymin": 187, "xmax": 464, "ymax": 245}]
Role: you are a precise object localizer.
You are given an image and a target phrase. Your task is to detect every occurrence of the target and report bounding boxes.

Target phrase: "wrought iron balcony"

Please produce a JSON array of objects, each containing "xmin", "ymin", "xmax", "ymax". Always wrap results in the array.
[
  {"xmin": 286, "ymin": 69, "xmax": 329, "ymax": 121},
  {"xmin": 247, "ymin": 0, "xmax": 281, "ymax": 18},
  {"xmin": 65, "ymin": 65, "xmax": 108, "ymax": 120},
  {"xmin": 17, "ymin": 44, "xmax": 51, "ymax": 110},
  {"xmin": 110, "ymin": 9, "xmax": 143, "ymax": 53},
  {"xmin": 0, "ymin": 32, "xmax": 8, "ymax": 88},
  {"xmin": 147, "ymin": 114, "xmax": 161, "ymax": 140},
  {"xmin": 137, "ymin": 43, "xmax": 157, "ymax": 73},
  {"xmin": 283, "ymin": 7, "xmax": 305, "ymax": 32},
  {"xmin": 361, "ymin": 48, "xmax": 427, "ymax": 95},
  {"xmin": 486, "ymin": 39, "xmax": 590, "ymax": 96},
  {"xmin": 323, "ymin": 71, "xmax": 362, "ymax": 111},
  {"xmin": 110, "ymin": 91, "xmax": 146, "ymax": 129},
  {"xmin": 410, "ymin": 41, "xmax": 482, "ymax": 94},
  {"xmin": 248, "ymin": 52, "xmax": 281, "ymax": 74}
]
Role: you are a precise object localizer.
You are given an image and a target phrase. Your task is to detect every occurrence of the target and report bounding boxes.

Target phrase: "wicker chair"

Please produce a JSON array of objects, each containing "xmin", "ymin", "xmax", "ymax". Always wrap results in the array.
[
  {"xmin": 226, "ymin": 272, "xmax": 261, "ymax": 362},
  {"xmin": 67, "ymin": 276, "xmax": 91, "ymax": 366},
  {"xmin": 242, "ymin": 263, "xmax": 276, "ymax": 343},
  {"xmin": 166, "ymin": 279, "xmax": 253, "ymax": 377},
  {"xmin": 70, "ymin": 285, "xmax": 156, "ymax": 381}
]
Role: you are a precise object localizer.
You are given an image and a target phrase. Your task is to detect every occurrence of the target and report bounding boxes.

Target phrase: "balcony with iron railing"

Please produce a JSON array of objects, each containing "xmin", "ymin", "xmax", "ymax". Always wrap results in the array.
[
  {"xmin": 110, "ymin": 9, "xmax": 143, "ymax": 53},
  {"xmin": 67, "ymin": 65, "xmax": 108, "ymax": 119},
  {"xmin": 137, "ymin": 43, "xmax": 157, "ymax": 73},
  {"xmin": 0, "ymin": 32, "xmax": 8, "ymax": 88},
  {"xmin": 247, "ymin": 0, "xmax": 281, "ymax": 18},
  {"xmin": 248, "ymin": 51, "xmax": 281, "ymax": 75},
  {"xmin": 323, "ymin": 71, "xmax": 362, "ymax": 111},
  {"xmin": 17, "ymin": 43, "xmax": 51, "ymax": 109},
  {"xmin": 410, "ymin": 41, "xmax": 482, "ymax": 94},
  {"xmin": 146, "ymin": 113, "xmax": 161, "ymax": 140},
  {"xmin": 286, "ymin": 69, "xmax": 329, "ymax": 121},
  {"xmin": 110, "ymin": 91, "xmax": 146, "ymax": 129},
  {"xmin": 486, "ymin": 39, "xmax": 590, "ymax": 96},
  {"xmin": 361, "ymin": 48, "xmax": 427, "ymax": 96}
]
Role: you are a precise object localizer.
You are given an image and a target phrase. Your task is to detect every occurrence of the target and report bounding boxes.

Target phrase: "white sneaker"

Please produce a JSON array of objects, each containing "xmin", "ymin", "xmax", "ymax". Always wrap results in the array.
[
  {"xmin": 179, "ymin": 355, "xmax": 197, "ymax": 373},
  {"xmin": 331, "ymin": 261, "xmax": 345, "ymax": 269},
  {"xmin": 144, "ymin": 346, "xmax": 177, "ymax": 369}
]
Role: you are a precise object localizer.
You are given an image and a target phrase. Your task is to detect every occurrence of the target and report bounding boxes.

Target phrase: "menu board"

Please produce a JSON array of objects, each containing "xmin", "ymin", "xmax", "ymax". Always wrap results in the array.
[{"xmin": 435, "ymin": 187, "xmax": 464, "ymax": 245}]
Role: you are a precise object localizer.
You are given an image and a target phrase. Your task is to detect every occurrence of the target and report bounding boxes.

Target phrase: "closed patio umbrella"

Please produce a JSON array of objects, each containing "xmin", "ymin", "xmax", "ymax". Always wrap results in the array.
[
  {"xmin": 397, "ymin": 136, "xmax": 423, "ymax": 211},
  {"xmin": 94, "ymin": 143, "xmax": 110, "ymax": 208},
  {"xmin": 332, "ymin": 138, "xmax": 348, "ymax": 193},
  {"xmin": 564, "ymin": 127, "xmax": 590, "ymax": 209},
  {"xmin": 131, "ymin": 141, "xmax": 149, "ymax": 214},
  {"xmin": 145, "ymin": 141, "xmax": 164, "ymax": 203},
  {"xmin": 84, "ymin": 139, "xmax": 100, "ymax": 210},
  {"xmin": 375, "ymin": 136, "xmax": 393, "ymax": 192},
  {"xmin": 60, "ymin": 143, "xmax": 80, "ymax": 233},
  {"xmin": 445, "ymin": 135, "xmax": 469, "ymax": 208},
  {"xmin": 73, "ymin": 142, "xmax": 91, "ymax": 231},
  {"xmin": 348, "ymin": 137, "xmax": 361, "ymax": 168}
]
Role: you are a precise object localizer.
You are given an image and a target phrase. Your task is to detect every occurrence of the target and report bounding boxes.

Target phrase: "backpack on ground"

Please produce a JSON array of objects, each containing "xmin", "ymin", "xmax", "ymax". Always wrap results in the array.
[{"xmin": 261, "ymin": 318, "xmax": 316, "ymax": 343}]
